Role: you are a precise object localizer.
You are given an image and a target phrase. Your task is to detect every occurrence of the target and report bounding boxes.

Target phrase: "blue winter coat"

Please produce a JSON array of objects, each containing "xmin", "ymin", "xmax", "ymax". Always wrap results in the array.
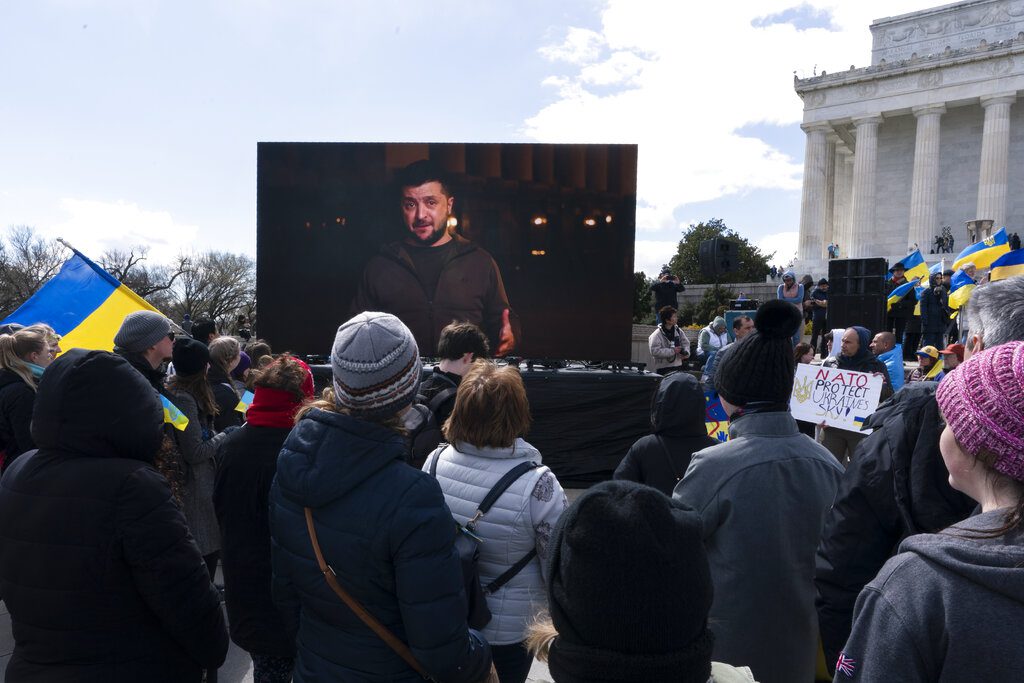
[{"xmin": 269, "ymin": 407, "xmax": 491, "ymax": 683}]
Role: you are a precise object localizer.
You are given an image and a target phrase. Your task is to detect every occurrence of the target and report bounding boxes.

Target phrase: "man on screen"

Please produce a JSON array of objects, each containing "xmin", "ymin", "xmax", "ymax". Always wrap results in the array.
[{"xmin": 351, "ymin": 160, "xmax": 516, "ymax": 356}]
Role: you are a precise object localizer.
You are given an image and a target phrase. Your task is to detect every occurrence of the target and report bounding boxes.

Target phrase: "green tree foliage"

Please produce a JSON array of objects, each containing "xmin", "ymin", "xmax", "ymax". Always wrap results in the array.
[
  {"xmin": 668, "ymin": 218, "xmax": 773, "ymax": 285},
  {"xmin": 694, "ymin": 285, "xmax": 735, "ymax": 326},
  {"xmin": 632, "ymin": 271, "xmax": 655, "ymax": 324}
]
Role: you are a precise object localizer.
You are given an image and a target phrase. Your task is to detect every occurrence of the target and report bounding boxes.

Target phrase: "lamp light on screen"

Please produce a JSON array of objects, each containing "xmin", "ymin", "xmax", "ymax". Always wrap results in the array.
[
  {"xmin": 530, "ymin": 249, "xmax": 547, "ymax": 256},
  {"xmin": 605, "ymin": 214, "xmax": 613, "ymax": 224},
  {"xmin": 447, "ymin": 216, "xmax": 459, "ymax": 228},
  {"xmin": 583, "ymin": 218, "xmax": 597, "ymax": 227},
  {"xmin": 532, "ymin": 216, "xmax": 547, "ymax": 226}
]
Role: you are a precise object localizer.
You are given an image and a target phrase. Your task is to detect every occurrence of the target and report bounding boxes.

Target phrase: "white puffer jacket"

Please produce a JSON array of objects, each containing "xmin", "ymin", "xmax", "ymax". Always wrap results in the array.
[{"xmin": 424, "ymin": 439, "xmax": 567, "ymax": 645}]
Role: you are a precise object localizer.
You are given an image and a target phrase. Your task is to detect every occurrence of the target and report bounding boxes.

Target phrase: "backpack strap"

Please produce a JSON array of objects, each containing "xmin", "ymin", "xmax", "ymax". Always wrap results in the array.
[{"xmin": 427, "ymin": 386, "xmax": 458, "ymax": 414}]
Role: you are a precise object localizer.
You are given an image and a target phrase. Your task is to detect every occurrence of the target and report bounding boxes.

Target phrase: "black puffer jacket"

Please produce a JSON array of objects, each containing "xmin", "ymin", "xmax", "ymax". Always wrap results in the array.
[
  {"xmin": 213, "ymin": 423, "xmax": 295, "ymax": 658},
  {"xmin": 612, "ymin": 372, "xmax": 717, "ymax": 496},
  {"xmin": 208, "ymin": 365, "xmax": 243, "ymax": 432},
  {"xmin": 0, "ymin": 350, "xmax": 228, "ymax": 683},
  {"xmin": 814, "ymin": 382, "xmax": 975, "ymax": 674},
  {"xmin": 0, "ymin": 369, "xmax": 35, "ymax": 471}
]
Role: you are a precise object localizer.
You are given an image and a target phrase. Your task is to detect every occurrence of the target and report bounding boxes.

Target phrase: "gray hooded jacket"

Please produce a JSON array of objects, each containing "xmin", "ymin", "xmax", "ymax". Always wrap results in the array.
[{"xmin": 839, "ymin": 509, "xmax": 1024, "ymax": 681}]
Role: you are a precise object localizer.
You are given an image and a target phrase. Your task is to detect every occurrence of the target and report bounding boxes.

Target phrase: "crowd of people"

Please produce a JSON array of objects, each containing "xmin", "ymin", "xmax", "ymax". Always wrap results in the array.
[{"xmin": 0, "ymin": 269, "xmax": 1023, "ymax": 682}]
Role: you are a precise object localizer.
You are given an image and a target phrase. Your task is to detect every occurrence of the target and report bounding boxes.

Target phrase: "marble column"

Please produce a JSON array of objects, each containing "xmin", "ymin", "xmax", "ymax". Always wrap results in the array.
[
  {"xmin": 908, "ymin": 104, "xmax": 946, "ymax": 252},
  {"xmin": 798, "ymin": 122, "xmax": 832, "ymax": 261},
  {"xmin": 849, "ymin": 115, "xmax": 883, "ymax": 258},
  {"xmin": 976, "ymin": 93, "xmax": 1016, "ymax": 228},
  {"xmin": 823, "ymin": 135, "xmax": 837, "ymax": 258},
  {"xmin": 832, "ymin": 146, "xmax": 853, "ymax": 255}
]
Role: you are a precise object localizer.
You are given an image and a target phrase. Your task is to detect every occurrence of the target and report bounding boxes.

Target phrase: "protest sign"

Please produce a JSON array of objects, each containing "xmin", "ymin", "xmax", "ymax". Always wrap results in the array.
[
  {"xmin": 704, "ymin": 390, "xmax": 729, "ymax": 443},
  {"xmin": 790, "ymin": 364, "xmax": 884, "ymax": 433}
]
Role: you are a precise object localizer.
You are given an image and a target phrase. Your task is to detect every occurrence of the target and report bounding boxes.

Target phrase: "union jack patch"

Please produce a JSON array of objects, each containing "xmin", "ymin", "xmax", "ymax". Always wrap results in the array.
[{"xmin": 836, "ymin": 652, "xmax": 857, "ymax": 677}]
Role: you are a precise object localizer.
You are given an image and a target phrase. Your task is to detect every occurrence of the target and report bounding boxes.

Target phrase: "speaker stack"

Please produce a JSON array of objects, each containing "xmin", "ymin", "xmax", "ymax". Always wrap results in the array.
[
  {"xmin": 698, "ymin": 238, "xmax": 739, "ymax": 279},
  {"xmin": 827, "ymin": 258, "xmax": 887, "ymax": 334}
]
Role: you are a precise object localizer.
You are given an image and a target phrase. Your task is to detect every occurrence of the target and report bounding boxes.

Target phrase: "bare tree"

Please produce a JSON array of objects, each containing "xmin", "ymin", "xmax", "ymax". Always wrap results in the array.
[
  {"xmin": 99, "ymin": 246, "xmax": 187, "ymax": 313},
  {"xmin": 167, "ymin": 251, "xmax": 256, "ymax": 329},
  {"xmin": 0, "ymin": 226, "xmax": 66, "ymax": 318}
]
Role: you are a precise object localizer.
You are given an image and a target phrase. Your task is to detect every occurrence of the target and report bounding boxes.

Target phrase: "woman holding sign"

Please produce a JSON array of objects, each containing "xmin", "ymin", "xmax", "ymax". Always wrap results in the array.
[
  {"xmin": 839, "ymin": 341, "xmax": 1024, "ymax": 680},
  {"xmin": 820, "ymin": 327, "xmax": 892, "ymax": 465}
]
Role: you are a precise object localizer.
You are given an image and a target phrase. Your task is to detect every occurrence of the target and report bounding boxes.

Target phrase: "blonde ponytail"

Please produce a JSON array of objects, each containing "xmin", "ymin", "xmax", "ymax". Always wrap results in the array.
[{"xmin": 0, "ymin": 328, "xmax": 48, "ymax": 391}]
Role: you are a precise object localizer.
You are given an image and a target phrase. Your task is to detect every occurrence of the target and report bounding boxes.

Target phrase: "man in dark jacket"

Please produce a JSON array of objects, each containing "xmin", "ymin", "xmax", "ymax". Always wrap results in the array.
[
  {"xmin": 815, "ymin": 275, "xmax": 1024, "ymax": 676},
  {"xmin": 820, "ymin": 326, "xmax": 893, "ymax": 465},
  {"xmin": 918, "ymin": 273, "xmax": 948, "ymax": 349},
  {"xmin": 112, "ymin": 310, "xmax": 175, "ymax": 398},
  {"xmin": 0, "ymin": 350, "xmax": 228, "ymax": 682},
  {"xmin": 613, "ymin": 372, "xmax": 717, "ymax": 496},
  {"xmin": 885, "ymin": 262, "xmax": 917, "ymax": 353},
  {"xmin": 808, "ymin": 278, "xmax": 829, "ymax": 357},
  {"xmin": 650, "ymin": 269, "xmax": 684, "ymax": 323},
  {"xmin": 351, "ymin": 160, "xmax": 516, "ymax": 356}
]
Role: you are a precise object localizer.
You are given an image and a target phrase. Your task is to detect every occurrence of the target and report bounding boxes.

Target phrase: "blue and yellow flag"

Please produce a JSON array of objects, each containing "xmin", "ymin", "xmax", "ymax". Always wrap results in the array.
[
  {"xmin": 948, "ymin": 269, "xmax": 976, "ymax": 311},
  {"xmin": 894, "ymin": 250, "xmax": 929, "ymax": 282},
  {"xmin": 235, "ymin": 390, "xmax": 255, "ymax": 414},
  {"xmin": 989, "ymin": 249, "xmax": 1024, "ymax": 282},
  {"xmin": 929, "ymin": 260, "xmax": 945, "ymax": 276},
  {"xmin": 952, "ymin": 227, "xmax": 1010, "ymax": 271},
  {"xmin": 887, "ymin": 278, "xmax": 920, "ymax": 312},
  {"xmin": 0, "ymin": 249, "xmax": 161, "ymax": 352},
  {"xmin": 161, "ymin": 395, "xmax": 189, "ymax": 431}
]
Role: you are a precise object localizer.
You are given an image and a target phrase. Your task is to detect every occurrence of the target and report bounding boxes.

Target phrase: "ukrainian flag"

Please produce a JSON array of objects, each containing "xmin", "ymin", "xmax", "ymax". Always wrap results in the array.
[
  {"xmin": 0, "ymin": 248, "xmax": 161, "ymax": 352},
  {"xmin": 952, "ymin": 227, "xmax": 1011, "ymax": 271},
  {"xmin": 948, "ymin": 269, "xmax": 976, "ymax": 311},
  {"xmin": 898, "ymin": 250, "xmax": 930, "ymax": 282},
  {"xmin": 161, "ymin": 395, "xmax": 190, "ymax": 431},
  {"xmin": 990, "ymin": 249, "xmax": 1024, "ymax": 282},
  {"xmin": 235, "ymin": 390, "xmax": 255, "ymax": 414},
  {"xmin": 887, "ymin": 278, "xmax": 920, "ymax": 311}
]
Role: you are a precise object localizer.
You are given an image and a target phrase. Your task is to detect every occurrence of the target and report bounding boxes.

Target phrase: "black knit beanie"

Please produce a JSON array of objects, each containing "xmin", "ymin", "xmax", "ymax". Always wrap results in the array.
[
  {"xmin": 172, "ymin": 337, "xmax": 210, "ymax": 376},
  {"xmin": 546, "ymin": 480, "xmax": 714, "ymax": 682},
  {"xmin": 714, "ymin": 299, "xmax": 801, "ymax": 406}
]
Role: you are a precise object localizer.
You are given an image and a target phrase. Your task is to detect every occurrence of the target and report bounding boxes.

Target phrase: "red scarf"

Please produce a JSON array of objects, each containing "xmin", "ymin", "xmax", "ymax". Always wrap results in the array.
[{"xmin": 244, "ymin": 359, "xmax": 315, "ymax": 429}]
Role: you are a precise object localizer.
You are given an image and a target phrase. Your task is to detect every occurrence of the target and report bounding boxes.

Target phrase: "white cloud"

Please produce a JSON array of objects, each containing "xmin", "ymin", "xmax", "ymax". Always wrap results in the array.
[
  {"xmin": 526, "ymin": 0, "xmax": 927, "ymax": 233},
  {"xmin": 756, "ymin": 230, "xmax": 800, "ymax": 267},
  {"xmin": 634, "ymin": 239, "xmax": 680, "ymax": 276},
  {"xmin": 44, "ymin": 198, "xmax": 200, "ymax": 264},
  {"xmin": 539, "ymin": 27, "xmax": 606, "ymax": 64}
]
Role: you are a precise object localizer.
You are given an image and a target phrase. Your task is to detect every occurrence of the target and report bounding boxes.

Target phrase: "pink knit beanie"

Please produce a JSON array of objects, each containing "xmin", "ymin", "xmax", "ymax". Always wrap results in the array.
[{"xmin": 936, "ymin": 341, "xmax": 1024, "ymax": 482}]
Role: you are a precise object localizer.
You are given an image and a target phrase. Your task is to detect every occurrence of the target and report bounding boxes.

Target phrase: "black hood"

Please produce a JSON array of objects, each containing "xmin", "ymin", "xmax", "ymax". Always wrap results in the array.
[
  {"xmin": 0, "ymin": 368, "xmax": 30, "ymax": 392},
  {"xmin": 651, "ymin": 372, "xmax": 708, "ymax": 437},
  {"xmin": 31, "ymin": 349, "xmax": 163, "ymax": 463}
]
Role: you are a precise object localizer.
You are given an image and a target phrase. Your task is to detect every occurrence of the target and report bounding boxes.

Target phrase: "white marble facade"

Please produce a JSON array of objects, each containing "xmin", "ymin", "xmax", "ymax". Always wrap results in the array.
[{"xmin": 794, "ymin": 0, "xmax": 1024, "ymax": 275}]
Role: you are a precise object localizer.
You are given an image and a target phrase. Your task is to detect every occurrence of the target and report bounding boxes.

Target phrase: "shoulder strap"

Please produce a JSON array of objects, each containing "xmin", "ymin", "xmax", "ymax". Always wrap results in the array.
[
  {"xmin": 655, "ymin": 435, "xmax": 683, "ymax": 482},
  {"xmin": 484, "ymin": 548, "xmax": 537, "ymax": 595},
  {"xmin": 477, "ymin": 462, "xmax": 541, "ymax": 516},
  {"xmin": 427, "ymin": 386, "xmax": 458, "ymax": 414},
  {"xmin": 428, "ymin": 444, "xmax": 449, "ymax": 477},
  {"xmin": 304, "ymin": 508, "xmax": 433, "ymax": 680}
]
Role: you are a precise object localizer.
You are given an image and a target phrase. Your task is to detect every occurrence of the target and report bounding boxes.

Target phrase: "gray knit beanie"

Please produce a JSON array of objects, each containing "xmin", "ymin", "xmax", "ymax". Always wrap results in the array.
[
  {"xmin": 331, "ymin": 312, "xmax": 422, "ymax": 418},
  {"xmin": 114, "ymin": 311, "xmax": 172, "ymax": 353}
]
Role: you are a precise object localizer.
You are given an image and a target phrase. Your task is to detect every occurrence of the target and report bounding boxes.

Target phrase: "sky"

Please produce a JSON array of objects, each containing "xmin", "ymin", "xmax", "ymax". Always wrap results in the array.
[{"xmin": 1, "ymin": 0, "xmax": 934, "ymax": 277}]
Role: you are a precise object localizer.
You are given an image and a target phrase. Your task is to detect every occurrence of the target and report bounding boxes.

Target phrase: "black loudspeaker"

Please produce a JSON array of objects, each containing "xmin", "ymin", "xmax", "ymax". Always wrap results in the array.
[
  {"xmin": 828, "ymin": 258, "xmax": 886, "ymax": 332},
  {"xmin": 698, "ymin": 238, "xmax": 739, "ymax": 279}
]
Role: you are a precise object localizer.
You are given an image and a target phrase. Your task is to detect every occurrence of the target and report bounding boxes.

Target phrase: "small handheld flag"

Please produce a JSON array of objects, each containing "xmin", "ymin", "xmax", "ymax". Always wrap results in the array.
[
  {"xmin": 235, "ymin": 390, "xmax": 255, "ymax": 414},
  {"xmin": 161, "ymin": 396, "xmax": 189, "ymax": 431},
  {"xmin": 886, "ymin": 278, "xmax": 919, "ymax": 312},
  {"xmin": 947, "ymin": 269, "xmax": 976, "ymax": 311}
]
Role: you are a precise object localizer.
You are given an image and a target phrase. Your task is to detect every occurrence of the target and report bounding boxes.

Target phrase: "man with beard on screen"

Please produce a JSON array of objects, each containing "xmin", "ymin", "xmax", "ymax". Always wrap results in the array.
[{"xmin": 352, "ymin": 159, "xmax": 516, "ymax": 356}]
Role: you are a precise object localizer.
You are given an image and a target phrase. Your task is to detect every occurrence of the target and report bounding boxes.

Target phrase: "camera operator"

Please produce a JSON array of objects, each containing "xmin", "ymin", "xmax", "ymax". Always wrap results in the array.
[{"xmin": 650, "ymin": 269, "xmax": 685, "ymax": 323}]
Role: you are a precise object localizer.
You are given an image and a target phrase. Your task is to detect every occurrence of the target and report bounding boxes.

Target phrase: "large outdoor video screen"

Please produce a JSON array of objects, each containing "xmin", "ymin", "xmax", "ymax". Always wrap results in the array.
[{"xmin": 256, "ymin": 142, "xmax": 637, "ymax": 360}]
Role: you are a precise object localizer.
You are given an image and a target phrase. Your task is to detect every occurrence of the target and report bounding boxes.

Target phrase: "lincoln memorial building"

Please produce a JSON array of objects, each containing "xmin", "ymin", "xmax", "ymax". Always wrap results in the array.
[{"xmin": 793, "ymin": 0, "xmax": 1024, "ymax": 274}]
